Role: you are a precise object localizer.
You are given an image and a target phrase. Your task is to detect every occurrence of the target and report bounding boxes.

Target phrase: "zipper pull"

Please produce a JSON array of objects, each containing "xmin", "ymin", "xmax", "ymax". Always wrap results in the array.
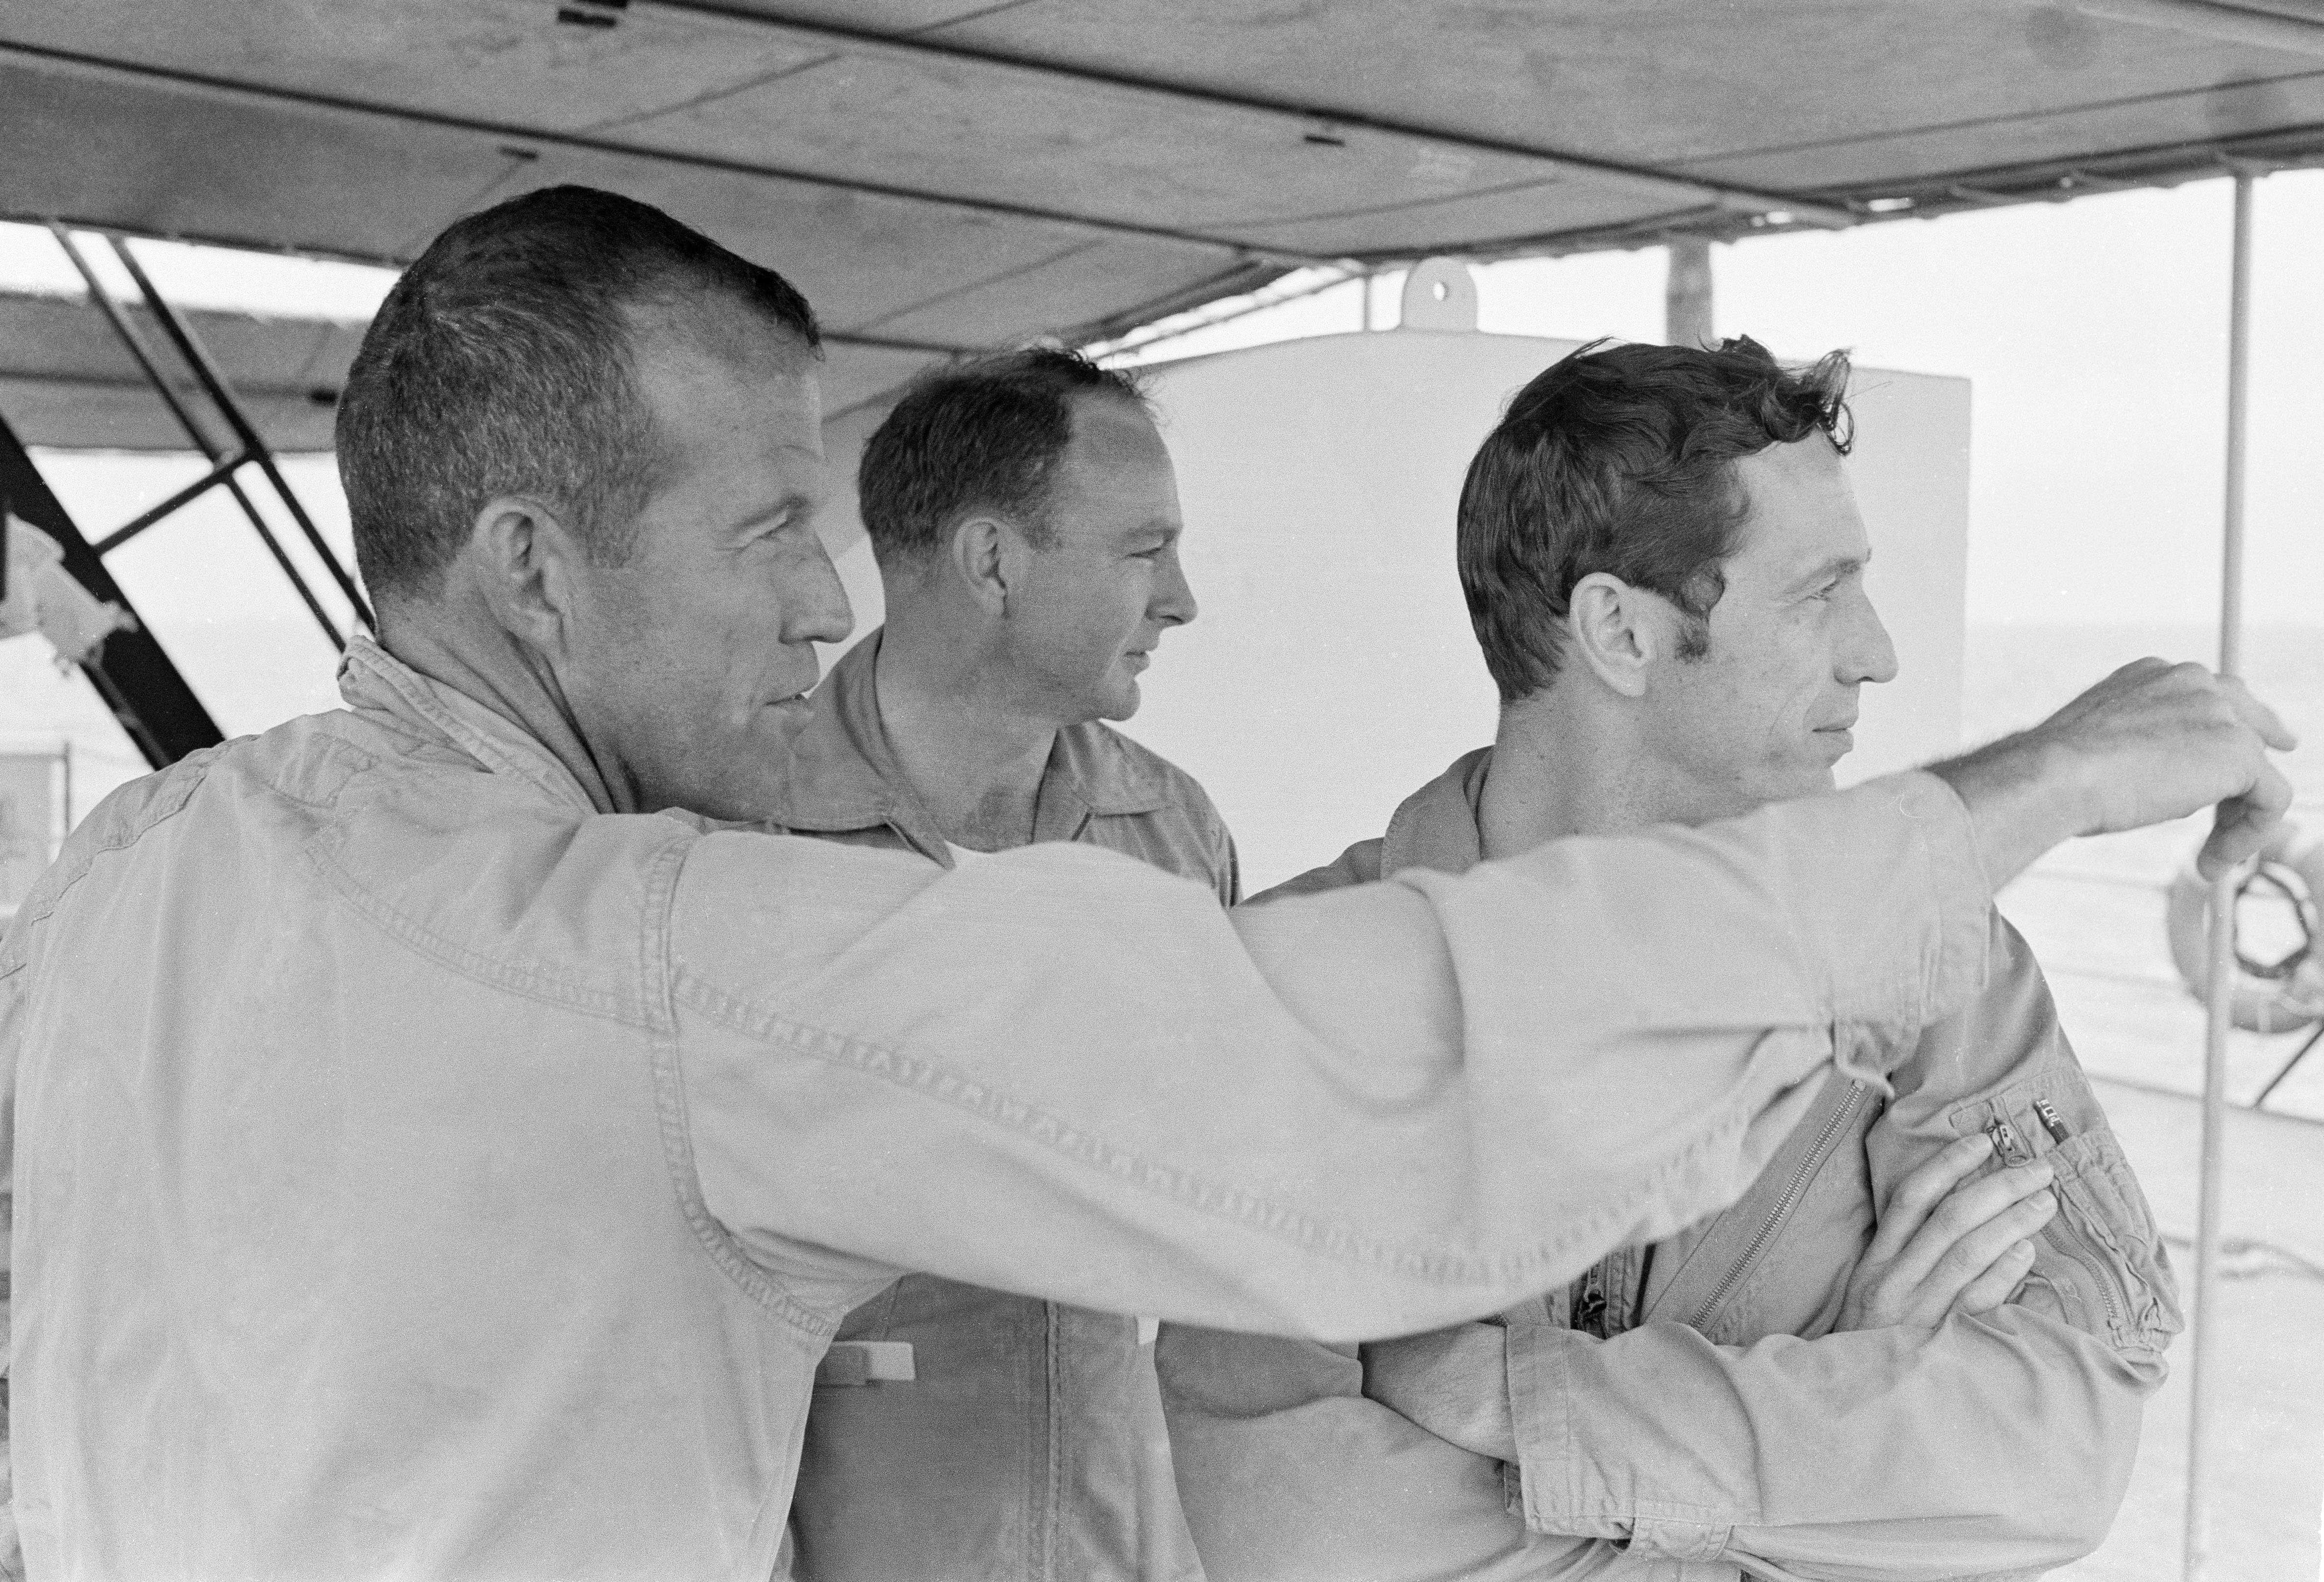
[
  {"xmin": 2032, "ymin": 1096, "xmax": 2073, "ymax": 1146},
  {"xmin": 1986, "ymin": 1115, "xmax": 2033, "ymax": 1167},
  {"xmin": 1571, "ymin": 1265, "xmax": 1610, "ymax": 1338}
]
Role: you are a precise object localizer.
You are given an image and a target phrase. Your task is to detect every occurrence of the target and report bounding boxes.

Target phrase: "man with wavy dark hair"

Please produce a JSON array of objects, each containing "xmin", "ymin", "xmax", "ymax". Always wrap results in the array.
[
  {"xmin": 1160, "ymin": 337, "xmax": 2179, "ymax": 1582},
  {"xmin": 1459, "ymin": 337, "xmax": 1850, "ymax": 693}
]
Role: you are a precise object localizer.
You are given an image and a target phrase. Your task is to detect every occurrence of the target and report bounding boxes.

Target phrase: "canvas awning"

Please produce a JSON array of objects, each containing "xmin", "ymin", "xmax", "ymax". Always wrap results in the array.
[{"xmin": 4, "ymin": 0, "xmax": 2324, "ymax": 440}]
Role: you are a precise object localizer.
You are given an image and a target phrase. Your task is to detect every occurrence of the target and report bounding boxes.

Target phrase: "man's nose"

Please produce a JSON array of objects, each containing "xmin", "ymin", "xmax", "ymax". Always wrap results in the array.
[
  {"xmin": 784, "ymin": 532, "xmax": 857, "ymax": 648},
  {"xmin": 1151, "ymin": 552, "xmax": 1198, "ymax": 628},
  {"xmin": 1843, "ymin": 594, "xmax": 1899, "ymax": 686}
]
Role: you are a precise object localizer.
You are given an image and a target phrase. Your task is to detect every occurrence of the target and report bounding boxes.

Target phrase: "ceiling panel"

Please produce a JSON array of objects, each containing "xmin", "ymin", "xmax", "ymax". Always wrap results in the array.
[
  {"xmin": 0, "ymin": 290, "xmax": 360, "ymax": 451},
  {"xmin": 20, "ymin": 1, "xmax": 833, "ymax": 136},
  {"xmin": 5, "ymin": 0, "xmax": 2324, "ymax": 454},
  {"xmin": 882, "ymin": 0, "xmax": 2316, "ymax": 168},
  {"xmin": 0, "ymin": 284, "xmax": 984, "ymax": 453}
]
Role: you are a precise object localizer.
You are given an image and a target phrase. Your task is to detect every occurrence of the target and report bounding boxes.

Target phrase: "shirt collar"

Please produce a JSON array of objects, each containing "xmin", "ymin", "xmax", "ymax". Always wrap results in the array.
[
  {"xmin": 335, "ymin": 634, "xmax": 599, "ymax": 816},
  {"xmin": 771, "ymin": 628, "xmax": 1171, "ymax": 839},
  {"xmin": 1044, "ymin": 713, "xmax": 1171, "ymax": 818},
  {"xmin": 768, "ymin": 629, "xmax": 916, "ymax": 833},
  {"xmin": 1379, "ymin": 745, "xmax": 1494, "ymax": 877}
]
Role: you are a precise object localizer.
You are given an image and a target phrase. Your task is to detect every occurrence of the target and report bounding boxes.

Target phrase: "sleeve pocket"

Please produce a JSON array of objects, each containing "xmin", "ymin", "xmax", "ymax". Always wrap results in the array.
[{"xmin": 1948, "ymin": 1079, "xmax": 2183, "ymax": 1364}]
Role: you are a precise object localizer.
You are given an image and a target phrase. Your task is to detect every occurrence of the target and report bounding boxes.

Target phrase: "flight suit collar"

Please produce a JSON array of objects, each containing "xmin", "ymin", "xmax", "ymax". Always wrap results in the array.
[{"xmin": 771, "ymin": 629, "xmax": 1170, "ymax": 862}]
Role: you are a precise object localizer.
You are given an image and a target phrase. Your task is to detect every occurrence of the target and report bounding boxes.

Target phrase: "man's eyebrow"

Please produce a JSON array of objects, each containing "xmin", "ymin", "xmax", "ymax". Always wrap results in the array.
[
  {"xmin": 1786, "ymin": 551, "xmax": 1869, "ymax": 593},
  {"xmin": 727, "ymin": 492, "xmax": 819, "ymax": 537}
]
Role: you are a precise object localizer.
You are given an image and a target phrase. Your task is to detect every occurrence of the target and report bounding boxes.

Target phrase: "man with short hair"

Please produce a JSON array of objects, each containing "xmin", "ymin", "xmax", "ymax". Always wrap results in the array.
[
  {"xmin": 778, "ymin": 348, "xmax": 1223, "ymax": 1581},
  {"xmin": 1160, "ymin": 338, "xmax": 2182, "ymax": 1582},
  {"xmin": 0, "ymin": 191, "xmax": 2287, "ymax": 1579}
]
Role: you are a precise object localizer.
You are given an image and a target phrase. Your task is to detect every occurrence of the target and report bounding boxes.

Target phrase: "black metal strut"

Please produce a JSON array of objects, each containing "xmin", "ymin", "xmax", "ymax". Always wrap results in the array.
[
  {"xmin": 0, "ymin": 224, "xmax": 380, "ymax": 768},
  {"xmin": 42, "ymin": 223, "xmax": 374, "ymax": 652},
  {"xmin": 0, "ymin": 408, "xmax": 223, "ymax": 767}
]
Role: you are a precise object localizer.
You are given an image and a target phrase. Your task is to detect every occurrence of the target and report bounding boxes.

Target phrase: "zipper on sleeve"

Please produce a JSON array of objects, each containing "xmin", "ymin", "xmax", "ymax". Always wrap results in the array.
[
  {"xmin": 1985, "ymin": 1115, "xmax": 2032, "ymax": 1166},
  {"xmin": 1992, "ymin": 1105, "xmax": 2126, "ymax": 1337},
  {"xmin": 1686, "ymin": 1081, "xmax": 1868, "ymax": 1331},
  {"xmin": 2041, "ymin": 1216, "xmax": 2125, "ymax": 1334}
]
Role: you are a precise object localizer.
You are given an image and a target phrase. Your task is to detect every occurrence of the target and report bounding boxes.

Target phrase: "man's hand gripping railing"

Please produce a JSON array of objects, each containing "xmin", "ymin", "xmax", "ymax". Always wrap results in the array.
[{"xmin": 1929, "ymin": 658, "xmax": 2296, "ymax": 889}]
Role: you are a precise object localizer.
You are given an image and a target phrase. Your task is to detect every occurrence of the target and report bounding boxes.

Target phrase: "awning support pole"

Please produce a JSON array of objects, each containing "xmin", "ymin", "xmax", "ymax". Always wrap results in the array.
[
  {"xmin": 40, "ymin": 223, "xmax": 366, "ymax": 651},
  {"xmin": 104, "ymin": 236, "xmax": 376, "ymax": 634},
  {"xmin": 1665, "ymin": 238, "xmax": 1714, "ymax": 348},
  {"xmin": 2183, "ymin": 166, "xmax": 2254, "ymax": 1582}
]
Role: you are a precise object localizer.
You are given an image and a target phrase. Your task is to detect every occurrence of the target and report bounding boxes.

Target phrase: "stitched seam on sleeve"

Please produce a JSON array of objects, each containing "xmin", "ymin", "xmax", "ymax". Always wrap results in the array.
[
  {"xmin": 645, "ymin": 842, "xmax": 838, "ymax": 1338},
  {"xmin": 649, "ymin": 1037, "xmax": 834, "ymax": 1340},
  {"xmin": 1626, "ymin": 1513, "xmax": 1738, "ymax": 1561},
  {"xmin": 673, "ymin": 964, "xmax": 1778, "ymax": 1291}
]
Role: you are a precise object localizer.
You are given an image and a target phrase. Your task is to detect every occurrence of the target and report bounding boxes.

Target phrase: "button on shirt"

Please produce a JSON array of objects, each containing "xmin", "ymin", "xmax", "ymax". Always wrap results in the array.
[
  {"xmin": 770, "ymin": 631, "xmax": 1235, "ymax": 1582},
  {"xmin": 0, "ymin": 636, "xmax": 1993, "ymax": 1581}
]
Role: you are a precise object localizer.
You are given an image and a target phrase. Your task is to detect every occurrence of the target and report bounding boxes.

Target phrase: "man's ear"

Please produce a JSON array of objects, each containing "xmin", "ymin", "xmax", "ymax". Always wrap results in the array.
[
  {"xmin": 1567, "ymin": 573, "xmax": 1654, "ymax": 699},
  {"xmin": 469, "ymin": 494, "xmax": 587, "ymax": 652},
  {"xmin": 946, "ymin": 514, "xmax": 1012, "ymax": 616}
]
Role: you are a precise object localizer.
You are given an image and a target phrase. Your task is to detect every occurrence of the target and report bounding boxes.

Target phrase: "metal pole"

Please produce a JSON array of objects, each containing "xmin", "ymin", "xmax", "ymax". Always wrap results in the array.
[
  {"xmin": 44, "ymin": 224, "xmax": 230, "ymax": 459},
  {"xmin": 46, "ymin": 223, "xmax": 353, "ymax": 650},
  {"xmin": 2184, "ymin": 167, "xmax": 2255, "ymax": 1582},
  {"xmin": 1665, "ymin": 238, "xmax": 1714, "ymax": 348},
  {"xmin": 92, "ymin": 449, "xmax": 252, "ymax": 555},
  {"xmin": 0, "ymin": 409, "xmax": 225, "ymax": 766},
  {"xmin": 218, "ymin": 472, "xmax": 348, "ymax": 650},
  {"xmin": 106, "ymin": 237, "xmax": 377, "ymax": 633}
]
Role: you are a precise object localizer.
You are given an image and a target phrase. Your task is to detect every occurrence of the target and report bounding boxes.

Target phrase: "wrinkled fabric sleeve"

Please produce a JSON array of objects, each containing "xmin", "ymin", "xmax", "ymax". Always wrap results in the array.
[
  {"xmin": 676, "ymin": 772, "xmax": 1992, "ymax": 1339},
  {"xmin": 1154, "ymin": 1325, "xmax": 1626, "ymax": 1582},
  {"xmin": 1247, "ymin": 836, "xmax": 1383, "ymax": 902},
  {"xmin": 1497, "ymin": 1309, "xmax": 2147, "ymax": 1581},
  {"xmin": 1876, "ymin": 918, "xmax": 2181, "ymax": 1369},
  {"xmin": 1443, "ymin": 919, "xmax": 2168, "ymax": 1581}
]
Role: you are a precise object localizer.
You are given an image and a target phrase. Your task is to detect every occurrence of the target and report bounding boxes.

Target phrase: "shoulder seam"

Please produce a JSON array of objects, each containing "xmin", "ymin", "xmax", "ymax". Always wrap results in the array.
[
  {"xmin": 8, "ymin": 747, "xmax": 222, "ymax": 935},
  {"xmin": 300, "ymin": 832, "xmax": 662, "ymax": 1028},
  {"xmin": 648, "ymin": 840, "xmax": 841, "ymax": 1340}
]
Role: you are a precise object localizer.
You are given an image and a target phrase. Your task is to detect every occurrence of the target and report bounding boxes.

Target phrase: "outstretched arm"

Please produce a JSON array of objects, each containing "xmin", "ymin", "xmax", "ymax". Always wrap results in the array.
[
  {"xmin": 683, "ymin": 659, "xmax": 2275, "ymax": 1339},
  {"xmin": 683, "ymin": 772, "xmax": 1991, "ymax": 1338}
]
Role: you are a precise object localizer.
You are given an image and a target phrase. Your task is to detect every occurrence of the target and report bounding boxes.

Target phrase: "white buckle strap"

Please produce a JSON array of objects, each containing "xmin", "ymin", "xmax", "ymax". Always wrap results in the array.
[{"xmin": 815, "ymin": 1341, "xmax": 917, "ymax": 1387}]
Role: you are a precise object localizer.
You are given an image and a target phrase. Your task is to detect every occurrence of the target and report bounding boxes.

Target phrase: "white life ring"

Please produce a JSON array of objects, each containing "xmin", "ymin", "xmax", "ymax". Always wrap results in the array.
[{"xmin": 2166, "ymin": 819, "xmax": 2324, "ymax": 1034}]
